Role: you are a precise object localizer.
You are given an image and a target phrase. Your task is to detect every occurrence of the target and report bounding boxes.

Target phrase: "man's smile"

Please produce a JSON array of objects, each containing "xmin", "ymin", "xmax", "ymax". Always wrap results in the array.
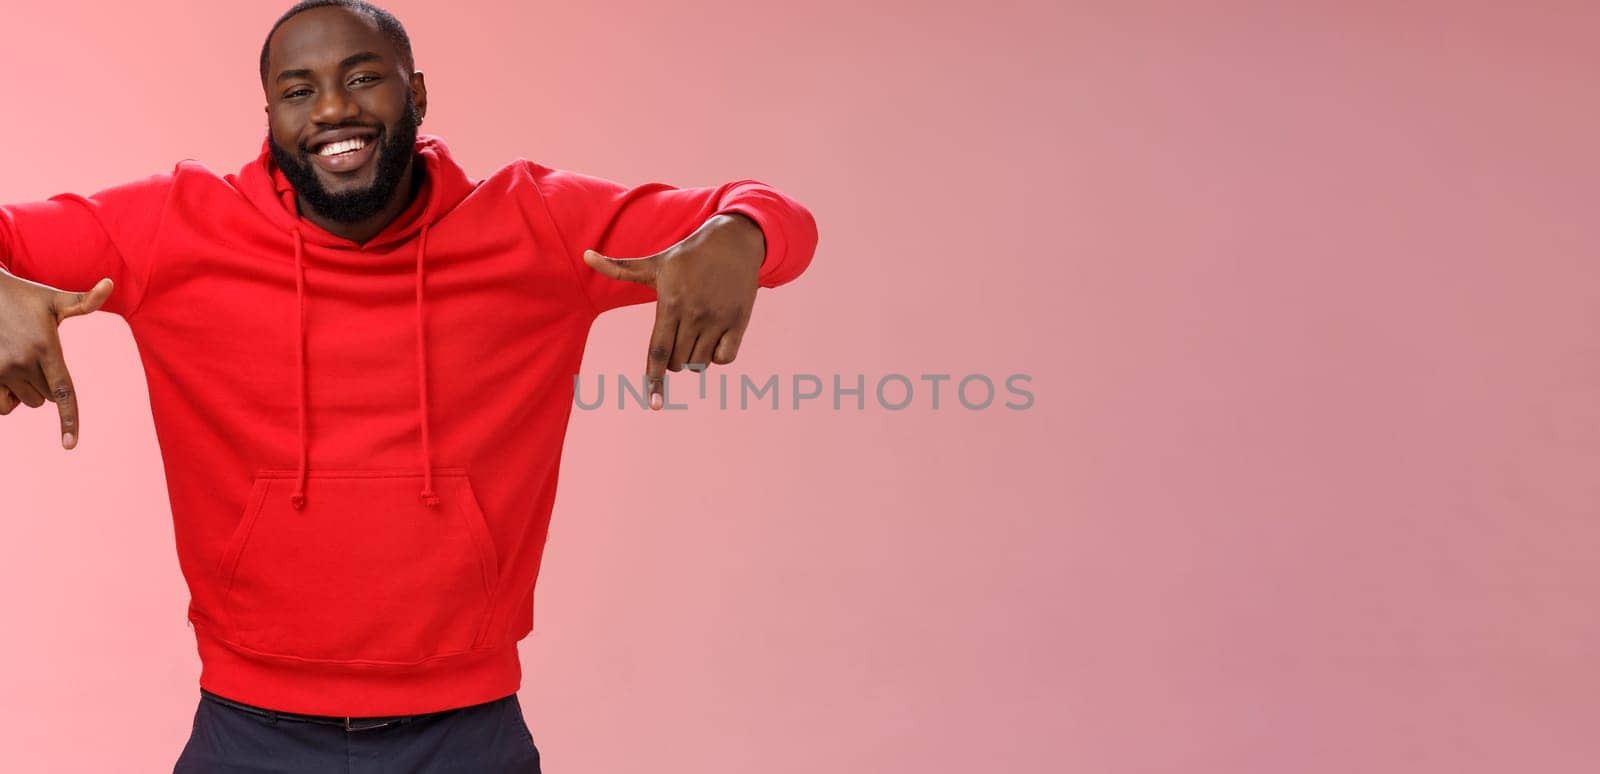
[{"xmin": 308, "ymin": 129, "xmax": 380, "ymax": 175}]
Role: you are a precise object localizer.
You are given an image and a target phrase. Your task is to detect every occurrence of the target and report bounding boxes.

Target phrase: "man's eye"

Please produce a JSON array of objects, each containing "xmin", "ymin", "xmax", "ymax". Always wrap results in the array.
[
  {"xmin": 352, "ymin": 75, "xmax": 378, "ymax": 85},
  {"xmin": 286, "ymin": 89, "xmax": 310, "ymax": 99}
]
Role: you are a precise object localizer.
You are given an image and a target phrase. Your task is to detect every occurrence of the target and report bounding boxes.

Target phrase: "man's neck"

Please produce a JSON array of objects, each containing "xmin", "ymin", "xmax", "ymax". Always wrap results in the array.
[{"xmin": 300, "ymin": 162, "xmax": 425, "ymax": 245}]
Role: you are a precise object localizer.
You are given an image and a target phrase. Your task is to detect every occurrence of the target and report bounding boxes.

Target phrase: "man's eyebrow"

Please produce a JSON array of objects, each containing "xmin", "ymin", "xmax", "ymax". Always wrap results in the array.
[{"xmin": 275, "ymin": 51, "xmax": 385, "ymax": 83}]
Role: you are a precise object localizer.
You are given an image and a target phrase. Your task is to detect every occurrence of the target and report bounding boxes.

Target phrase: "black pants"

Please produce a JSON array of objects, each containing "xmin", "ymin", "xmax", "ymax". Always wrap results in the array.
[{"xmin": 173, "ymin": 688, "xmax": 542, "ymax": 773}]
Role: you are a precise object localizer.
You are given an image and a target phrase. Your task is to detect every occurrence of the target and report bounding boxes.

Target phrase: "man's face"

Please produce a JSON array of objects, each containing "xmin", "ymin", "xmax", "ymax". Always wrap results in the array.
[{"xmin": 263, "ymin": 6, "xmax": 428, "ymax": 224}]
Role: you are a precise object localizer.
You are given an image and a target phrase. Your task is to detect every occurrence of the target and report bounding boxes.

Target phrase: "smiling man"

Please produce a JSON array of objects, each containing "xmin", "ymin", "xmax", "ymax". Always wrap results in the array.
[
  {"xmin": 265, "ymin": 15, "xmax": 427, "ymax": 243},
  {"xmin": 0, "ymin": 1, "xmax": 817, "ymax": 771}
]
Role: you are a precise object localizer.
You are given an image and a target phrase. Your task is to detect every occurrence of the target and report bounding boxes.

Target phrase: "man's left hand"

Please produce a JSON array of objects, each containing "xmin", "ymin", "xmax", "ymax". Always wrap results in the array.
[{"xmin": 582, "ymin": 213, "xmax": 766, "ymax": 411}]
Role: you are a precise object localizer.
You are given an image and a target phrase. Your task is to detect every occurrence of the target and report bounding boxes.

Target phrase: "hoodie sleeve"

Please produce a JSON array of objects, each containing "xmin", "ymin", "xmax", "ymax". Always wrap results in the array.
[
  {"xmin": 522, "ymin": 161, "xmax": 819, "ymax": 316},
  {"xmin": 0, "ymin": 170, "xmax": 175, "ymax": 319}
]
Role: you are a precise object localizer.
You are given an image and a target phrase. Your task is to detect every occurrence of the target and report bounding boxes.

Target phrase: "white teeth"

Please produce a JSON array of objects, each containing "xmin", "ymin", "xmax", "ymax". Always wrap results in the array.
[{"xmin": 318, "ymin": 137, "xmax": 368, "ymax": 156}]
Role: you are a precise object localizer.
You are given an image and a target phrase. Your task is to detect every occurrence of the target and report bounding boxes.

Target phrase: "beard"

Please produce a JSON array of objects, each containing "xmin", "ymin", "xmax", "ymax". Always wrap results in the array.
[{"xmin": 269, "ymin": 90, "xmax": 423, "ymax": 224}]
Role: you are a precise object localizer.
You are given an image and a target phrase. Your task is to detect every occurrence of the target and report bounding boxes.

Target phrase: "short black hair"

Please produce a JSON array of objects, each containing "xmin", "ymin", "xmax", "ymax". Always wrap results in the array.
[{"xmin": 259, "ymin": 0, "xmax": 414, "ymax": 88}]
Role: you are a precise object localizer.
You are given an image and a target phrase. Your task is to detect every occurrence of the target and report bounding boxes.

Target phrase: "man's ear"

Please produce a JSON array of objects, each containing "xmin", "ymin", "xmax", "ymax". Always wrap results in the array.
[{"xmin": 411, "ymin": 70, "xmax": 428, "ymax": 123}]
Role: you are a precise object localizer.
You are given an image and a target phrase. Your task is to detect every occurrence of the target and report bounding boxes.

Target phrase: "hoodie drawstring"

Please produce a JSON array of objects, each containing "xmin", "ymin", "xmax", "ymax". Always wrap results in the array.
[
  {"xmin": 415, "ymin": 224, "xmax": 440, "ymax": 507},
  {"xmin": 286, "ymin": 223, "xmax": 440, "ymax": 510},
  {"xmin": 290, "ymin": 228, "xmax": 310, "ymax": 510}
]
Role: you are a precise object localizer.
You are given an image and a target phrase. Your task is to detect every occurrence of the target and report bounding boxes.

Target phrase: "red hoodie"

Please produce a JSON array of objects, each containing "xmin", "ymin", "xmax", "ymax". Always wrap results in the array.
[{"xmin": 0, "ymin": 134, "xmax": 818, "ymax": 715}]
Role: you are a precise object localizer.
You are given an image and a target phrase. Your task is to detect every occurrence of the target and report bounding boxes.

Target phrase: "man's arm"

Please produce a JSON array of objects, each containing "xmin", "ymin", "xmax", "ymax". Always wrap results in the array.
[
  {"xmin": 522, "ymin": 162, "xmax": 818, "ymax": 408},
  {"xmin": 0, "ymin": 170, "xmax": 176, "ymax": 319},
  {"xmin": 523, "ymin": 162, "xmax": 819, "ymax": 316},
  {"xmin": 1, "ymin": 170, "xmax": 175, "ymax": 445}
]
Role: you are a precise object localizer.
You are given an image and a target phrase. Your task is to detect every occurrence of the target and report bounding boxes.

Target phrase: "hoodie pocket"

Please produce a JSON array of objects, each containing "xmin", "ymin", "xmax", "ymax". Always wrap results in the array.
[{"xmin": 215, "ymin": 468, "xmax": 500, "ymax": 665}]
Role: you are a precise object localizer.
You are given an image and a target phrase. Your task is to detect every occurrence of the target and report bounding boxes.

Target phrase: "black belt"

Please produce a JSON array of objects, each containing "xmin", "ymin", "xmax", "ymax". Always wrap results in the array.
[{"xmin": 200, "ymin": 687, "xmax": 460, "ymax": 732}]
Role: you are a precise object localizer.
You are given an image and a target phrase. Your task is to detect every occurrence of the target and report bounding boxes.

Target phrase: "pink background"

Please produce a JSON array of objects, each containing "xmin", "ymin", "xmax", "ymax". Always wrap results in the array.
[{"xmin": 2, "ymin": 0, "xmax": 1597, "ymax": 771}]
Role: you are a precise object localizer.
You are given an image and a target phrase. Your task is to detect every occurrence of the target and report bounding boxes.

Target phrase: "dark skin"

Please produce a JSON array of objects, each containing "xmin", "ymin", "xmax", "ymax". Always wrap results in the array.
[
  {"xmin": 263, "ymin": 6, "xmax": 427, "ymax": 244},
  {"xmin": 581, "ymin": 218, "xmax": 767, "ymax": 411},
  {"xmin": 0, "ymin": 6, "xmax": 769, "ymax": 433}
]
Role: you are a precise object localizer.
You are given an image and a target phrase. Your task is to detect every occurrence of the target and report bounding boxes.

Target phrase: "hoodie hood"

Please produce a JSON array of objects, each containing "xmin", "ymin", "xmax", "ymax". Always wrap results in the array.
[
  {"xmin": 237, "ymin": 133, "xmax": 480, "ymax": 511},
  {"xmin": 238, "ymin": 132, "xmax": 477, "ymax": 254}
]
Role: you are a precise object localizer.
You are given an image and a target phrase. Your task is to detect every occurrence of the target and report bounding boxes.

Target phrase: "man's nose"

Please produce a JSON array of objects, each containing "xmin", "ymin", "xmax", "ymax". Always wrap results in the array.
[{"xmin": 311, "ymin": 87, "xmax": 361, "ymax": 125}]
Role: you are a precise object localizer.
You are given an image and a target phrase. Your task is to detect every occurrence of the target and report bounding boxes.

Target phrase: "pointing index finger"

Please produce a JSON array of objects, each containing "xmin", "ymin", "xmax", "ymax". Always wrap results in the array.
[
  {"xmin": 36, "ymin": 336, "xmax": 81, "ymax": 449},
  {"xmin": 646, "ymin": 302, "xmax": 677, "ymax": 411}
]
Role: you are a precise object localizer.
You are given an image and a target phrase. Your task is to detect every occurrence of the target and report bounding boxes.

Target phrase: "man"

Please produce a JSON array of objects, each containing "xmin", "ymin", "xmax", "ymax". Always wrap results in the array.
[{"xmin": 0, "ymin": 1, "xmax": 818, "ymax": 771}]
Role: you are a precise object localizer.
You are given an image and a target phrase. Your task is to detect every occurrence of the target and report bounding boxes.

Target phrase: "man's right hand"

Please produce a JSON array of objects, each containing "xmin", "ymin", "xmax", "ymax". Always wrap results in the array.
[{"xmin": 0, "ymin": 271, "xmax": 113, "ymax": 449}]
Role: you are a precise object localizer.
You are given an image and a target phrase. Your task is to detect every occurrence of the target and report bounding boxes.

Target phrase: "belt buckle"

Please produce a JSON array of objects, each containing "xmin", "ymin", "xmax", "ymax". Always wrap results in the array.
[{"xmin": 344, "ymin": 716, "xmax": 395, "ymax": 732}]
